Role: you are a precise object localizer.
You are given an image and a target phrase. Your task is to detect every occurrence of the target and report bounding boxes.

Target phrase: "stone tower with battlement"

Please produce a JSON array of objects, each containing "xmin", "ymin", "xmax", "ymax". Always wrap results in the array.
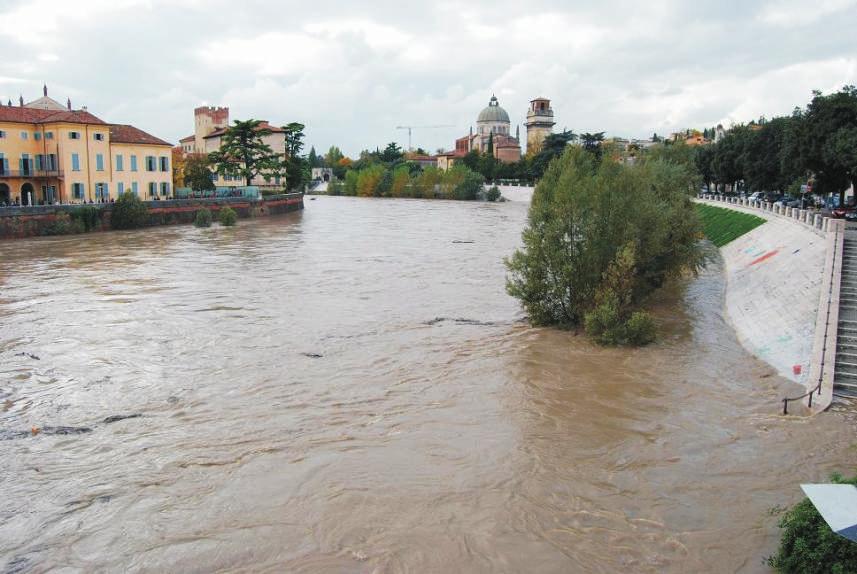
[
  {"xmin": 194, "ymin": 106, "xmax": 229, "ymax": 153},
  {"xmin": 525, "ymin": 97, "xmax": 555, "ymax": 155}
]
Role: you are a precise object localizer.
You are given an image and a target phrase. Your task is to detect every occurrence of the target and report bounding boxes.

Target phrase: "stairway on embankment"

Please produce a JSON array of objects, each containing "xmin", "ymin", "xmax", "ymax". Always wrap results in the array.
[{"xmin": 834, "ymin": 229, "xmax": 857, "ymax": 407}]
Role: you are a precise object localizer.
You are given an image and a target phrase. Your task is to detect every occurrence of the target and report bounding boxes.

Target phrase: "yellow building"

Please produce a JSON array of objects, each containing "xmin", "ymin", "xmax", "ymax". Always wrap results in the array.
[{"xmin": 0, "ymin": 87, "xmax": 172, "ymax": 205}]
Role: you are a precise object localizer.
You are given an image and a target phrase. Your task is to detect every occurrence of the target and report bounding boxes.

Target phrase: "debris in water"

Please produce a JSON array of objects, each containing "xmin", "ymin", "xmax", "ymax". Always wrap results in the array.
[
  {"xmin": 102, "ymin": 414, "xmax": 143, "ymax": 424},
  {"xmin": 452, "ymin": 240, "xmax": 474, "ymax": 244},
  {"xmin": 302, "ymin": 353, "xmax": 323, "ymax": 359},
  {"xmin": 425, "ymin": 317, "xmax": 496, "ymax": 327},
  {"xmin": 15, "ymin": 352, "xmax": 40, "ymax": 360},
  {"xmin": 41, "ymin": 426, "xmax": 93, "ymax": 435}
]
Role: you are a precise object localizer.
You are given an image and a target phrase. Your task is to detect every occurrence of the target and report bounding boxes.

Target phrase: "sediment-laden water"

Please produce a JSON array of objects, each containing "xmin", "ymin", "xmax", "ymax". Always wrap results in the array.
[{"xmin": 1, "ymin": 196, "xmax": 855, "ymax": 573}]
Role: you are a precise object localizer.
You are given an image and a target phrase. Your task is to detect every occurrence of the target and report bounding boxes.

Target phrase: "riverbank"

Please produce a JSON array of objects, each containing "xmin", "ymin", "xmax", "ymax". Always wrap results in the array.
[
  {"xmin": 696, "ymin": 197, "xmax": 843, "ymax": 412},
  {"xmin": 0, "ymin": 193, "xmax": 304, "ymax": 240}
]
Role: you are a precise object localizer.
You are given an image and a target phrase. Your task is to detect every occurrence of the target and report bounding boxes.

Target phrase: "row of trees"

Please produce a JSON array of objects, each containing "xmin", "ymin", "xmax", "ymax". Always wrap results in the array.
[
  {"xmin": 695, "ymin": 86, "xmax": 857, "ymax": 202},
  {"xmin": 329, "ymin": 164, "xmax": 486, "ymax": 201}
]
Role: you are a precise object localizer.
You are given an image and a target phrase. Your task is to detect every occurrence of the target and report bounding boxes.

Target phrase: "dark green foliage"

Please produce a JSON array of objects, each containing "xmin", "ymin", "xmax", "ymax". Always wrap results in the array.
[
  {"xmin": 184, "ymin": 154, "xmax": 216, "ymax": 191},
  {"xmin": 767, "ymin": 474, "xmax": 857, "ymax": 574},
  {"xmin": 111, "ymin": 191, "xmax": 149, "ymax": 230},
  {"xmin": 485, "ymin": 186, "xmax": 501, "ymax": 202},
  {"xmin": 450, "ymin": 167, "xmax": 484, "ymax": 200},
  {"xmin": 219, "ymin": 206, "xmax": 237, "ymax": 226},
  {"xmin": 506, "ymin": 147, "xmax": 701, "ymax": 345},
  {"xmin": 43, "ymin": 212, "xmax": 84, "ymax": 235},
  {"xmin": 380, "ymin": 142, "xmax": 404, "ymax": 164},
  {"xmin": 194, "ymin": 209, "xmax": 212, "ymax": 228},
  {"xmin": 70, "ymin": 205, "xmax": 101, "ymax": 232},
  {"xmin": 695, "ymin": 204, "xmax": 765, "ymax": 247},
  {"xmin": 530, "ymin": 130, "xmax": 576, "ymax": 180},
  {"xmin": 579, "ymin": 132, "xmax": 606, "ymax": 161},
  {"xmin": 208, "ymin": 119, "xmax": 283, "ymax": 187}
]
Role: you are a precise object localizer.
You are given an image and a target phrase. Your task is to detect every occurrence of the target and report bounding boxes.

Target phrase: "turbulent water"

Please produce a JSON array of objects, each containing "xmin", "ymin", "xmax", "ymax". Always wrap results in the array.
[{"xmin": 1, "ymin": 196, "xmax": 855, "ymax": 573}]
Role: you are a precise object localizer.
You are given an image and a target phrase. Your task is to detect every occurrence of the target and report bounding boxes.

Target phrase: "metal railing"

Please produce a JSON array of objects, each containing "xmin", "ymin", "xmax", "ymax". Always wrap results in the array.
[
  {"xmin": 0, "ymin": 168, "xmax": 64, "ymax": 178},
  {"xmin": 782, "ymin": 223, "xmax": 841, "ymax": 414}
]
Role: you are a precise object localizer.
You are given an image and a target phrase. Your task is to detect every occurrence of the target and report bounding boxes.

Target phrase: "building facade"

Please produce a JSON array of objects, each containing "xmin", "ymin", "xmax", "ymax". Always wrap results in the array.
[
  {"xmin": 178, "ymin": 106, "xmax": 288, "ymax": 189},
  {"xmin": 0, "ymin": 87, "xmax": 171, "ymax": 205}
]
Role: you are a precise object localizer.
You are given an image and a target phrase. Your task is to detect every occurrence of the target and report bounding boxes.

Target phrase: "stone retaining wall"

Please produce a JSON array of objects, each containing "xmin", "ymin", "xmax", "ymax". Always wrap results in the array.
[{"xmin": 0, "ymin": 194, "xmax": 304, "ymax": 240}]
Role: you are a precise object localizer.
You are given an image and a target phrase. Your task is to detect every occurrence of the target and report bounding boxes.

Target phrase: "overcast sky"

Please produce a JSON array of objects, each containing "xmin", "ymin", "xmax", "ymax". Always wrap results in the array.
[{"xmin": 1, "ymin": 0, "xmax": 855, "ymax": 156}]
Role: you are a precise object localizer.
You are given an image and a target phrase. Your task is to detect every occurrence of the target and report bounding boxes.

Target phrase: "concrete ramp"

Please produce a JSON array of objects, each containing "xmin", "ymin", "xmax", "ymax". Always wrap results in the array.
[{"xmin": 713, "ymin": 203, "xmax": 826, "ymax": 385}]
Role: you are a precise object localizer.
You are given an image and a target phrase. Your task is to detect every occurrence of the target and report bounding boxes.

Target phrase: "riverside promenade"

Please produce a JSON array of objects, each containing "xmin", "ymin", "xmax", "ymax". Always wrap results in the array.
[{"xmin": 698, "ymin": 194, "xmax": 844, "ymax": 413}]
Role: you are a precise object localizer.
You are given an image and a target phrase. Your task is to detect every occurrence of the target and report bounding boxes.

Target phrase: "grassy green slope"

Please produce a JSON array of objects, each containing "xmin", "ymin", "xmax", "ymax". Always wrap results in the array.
[{"xmin": 695, "ymin": 203, "xmax": 766, "ymax": 247}]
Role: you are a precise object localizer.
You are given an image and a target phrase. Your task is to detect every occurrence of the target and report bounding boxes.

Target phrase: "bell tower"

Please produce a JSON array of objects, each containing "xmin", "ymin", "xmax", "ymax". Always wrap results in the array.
[{"xmin": 525, "ymin": 97, "xmax": 555, "ymax": 154}]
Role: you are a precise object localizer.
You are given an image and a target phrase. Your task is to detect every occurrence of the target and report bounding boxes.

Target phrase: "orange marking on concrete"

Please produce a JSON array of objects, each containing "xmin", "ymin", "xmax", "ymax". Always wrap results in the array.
[{"xmin": 748, "ymin": 250, "xmax": 779, "ymax": 267}]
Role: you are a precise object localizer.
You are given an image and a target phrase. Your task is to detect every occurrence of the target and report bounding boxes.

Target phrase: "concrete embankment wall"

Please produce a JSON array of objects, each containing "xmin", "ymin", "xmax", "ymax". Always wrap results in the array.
[
  {"xmin": 0, "ymin": 193, "xmax": 304, "ymax": 239},
  {"xmin": 698, "ymin": 196, "xmax": 843, "ymax": 411}
]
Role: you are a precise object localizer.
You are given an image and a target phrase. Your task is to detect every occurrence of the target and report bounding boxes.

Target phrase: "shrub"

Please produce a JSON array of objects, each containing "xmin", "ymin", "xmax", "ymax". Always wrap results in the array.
[
  {"xmin": 327, "ymin": 179, "xmax": 344, "ymax": 196},
  {"xmin": 71, "ymin": 205, "xmax": 102, "ymax": 231},
  {"xmin": 485, "ymin": 185, "xmax": 502, "ymax": 202},
  {"xmin": 767, "ymin": 474, "xmax": 857, "ymax": 574},
  {"xmin": 219, "ymin": 206, "xmax": 237, "ymax": 226},
  {"xmin": 451, "ymin": 167, "xmax": 485, "ymax": 200},
  {"xmin": 43, "ymin": 212, "xmax": 85, "ymax": 235},
  {"xmin": 111, "ymin": 191, "xmax": 149, "ymax": 230},
  {"xmin": 194, "ymin": 208, "xmax": 212, "ymax": 228}
]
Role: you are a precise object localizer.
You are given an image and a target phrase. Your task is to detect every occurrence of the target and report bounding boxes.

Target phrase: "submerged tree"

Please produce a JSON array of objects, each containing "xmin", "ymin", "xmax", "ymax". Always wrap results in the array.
[{"xmin": 505, "ymin": 146, "xmax": 700, "ymax": 345}]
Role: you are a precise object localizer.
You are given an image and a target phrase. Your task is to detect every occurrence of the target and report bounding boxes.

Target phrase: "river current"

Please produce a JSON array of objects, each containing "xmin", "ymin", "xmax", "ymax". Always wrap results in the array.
[{"xmin": 1, "ymin": 196, "xmax": 855, "ymax": 573}]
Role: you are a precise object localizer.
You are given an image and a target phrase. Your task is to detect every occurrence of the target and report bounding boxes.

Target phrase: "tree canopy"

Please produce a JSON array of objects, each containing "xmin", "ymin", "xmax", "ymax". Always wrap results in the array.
[{"xmin": 208, "ymin": 119, "xmax": 283, "ymax": 187}]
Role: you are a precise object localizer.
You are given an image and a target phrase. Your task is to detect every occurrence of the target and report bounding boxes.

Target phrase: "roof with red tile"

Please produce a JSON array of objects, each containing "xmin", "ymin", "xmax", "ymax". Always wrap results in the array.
[
  {"xmin": 109, "ymin": 124, "xmax": 172, "ymax": 147},
  {"xmin": 203, "ymin": 120, "xmax": 287, "ymax": 139},
  {"xmin": 179, "ymin": 134, "xmax": 195, "ymax": 143},
  {"xmin": 0, "ymin": 105, "xmax": 106, "ymax": 125}
]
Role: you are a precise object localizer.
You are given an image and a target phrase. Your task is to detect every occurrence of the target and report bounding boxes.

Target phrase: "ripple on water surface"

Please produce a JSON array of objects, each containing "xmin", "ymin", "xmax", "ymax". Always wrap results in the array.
[{"xmin": 0, "ymin": 196, "xmax": 855, "ymax": 573}]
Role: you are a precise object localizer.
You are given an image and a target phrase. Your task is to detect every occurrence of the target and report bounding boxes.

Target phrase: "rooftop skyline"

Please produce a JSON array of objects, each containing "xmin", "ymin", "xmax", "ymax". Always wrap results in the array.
[{"xmin": 1, "ymin": 0, "xmax": 855, "ymax": 156}]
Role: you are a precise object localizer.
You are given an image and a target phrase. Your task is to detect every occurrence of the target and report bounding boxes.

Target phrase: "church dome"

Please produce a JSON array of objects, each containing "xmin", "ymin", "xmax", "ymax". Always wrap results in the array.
[{"xmin": 477, "ymin": 95, "xmax": 510, "ymax": 124}]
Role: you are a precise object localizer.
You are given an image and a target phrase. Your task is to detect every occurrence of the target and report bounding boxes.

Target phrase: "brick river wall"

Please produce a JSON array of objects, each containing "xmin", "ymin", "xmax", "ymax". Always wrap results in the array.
[{"xmin": 0, "ymin": 194, "xmax": 304, "ymax": 240}]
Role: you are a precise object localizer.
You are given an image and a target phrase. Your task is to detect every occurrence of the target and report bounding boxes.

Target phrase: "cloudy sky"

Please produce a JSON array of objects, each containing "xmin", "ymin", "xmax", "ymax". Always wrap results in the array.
[{"xmin": 1, "ymin": 0, "xmax": 855, "ymax": 156}]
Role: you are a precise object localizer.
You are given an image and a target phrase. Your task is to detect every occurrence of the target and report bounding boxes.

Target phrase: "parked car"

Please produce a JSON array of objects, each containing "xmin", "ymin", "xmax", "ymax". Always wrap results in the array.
[
  {"xmin": 774, "ymin": 196, "xmax": 801, "ymax": 208},
  {"xmin": 832, "ymin": 202, "xmax": 857, "ymax": 218},
  {"xmin": 845, "ymin": 210, "xmax": 857, "ymax": 222},
  {"xmin": 747, "ymin": 192, "xmax": 764, "ymax": 202}
]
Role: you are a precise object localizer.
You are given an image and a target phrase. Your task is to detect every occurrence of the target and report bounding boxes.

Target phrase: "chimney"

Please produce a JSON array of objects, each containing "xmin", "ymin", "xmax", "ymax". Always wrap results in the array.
[
  {"xmin": 19, "ymin": 95, "xmax": 24, "ymax": 107},
  {"xmin": 67, "ymin": 97, "xmax": 71, "ymax": 110},
  {"xmin": 43, "ymin": 84, "xmax": 47, "ymax": 97}
]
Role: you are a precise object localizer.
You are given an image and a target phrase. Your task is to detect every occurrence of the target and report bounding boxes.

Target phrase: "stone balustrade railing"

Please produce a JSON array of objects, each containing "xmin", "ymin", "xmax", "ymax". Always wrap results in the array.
[{"xmin": 698, "ymin": 193, "xmax": 831, "ymax": 237}]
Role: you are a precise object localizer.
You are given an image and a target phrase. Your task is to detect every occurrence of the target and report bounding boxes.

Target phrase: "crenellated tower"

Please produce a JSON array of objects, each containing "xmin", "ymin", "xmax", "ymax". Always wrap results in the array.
[{"xmin": 194, "ymin": 106, "xmax": 229, "ymax": 153}]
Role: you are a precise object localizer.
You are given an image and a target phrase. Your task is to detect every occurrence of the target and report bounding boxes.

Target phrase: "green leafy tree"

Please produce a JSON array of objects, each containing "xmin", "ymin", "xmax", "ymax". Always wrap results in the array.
[
  {"xmin": 380, "ymin": 142, "xmax": 404, "ymax": 164},
  {"xmin": 194, "ymin": 208, "xmax": 212, "ymax": 228},
  {"xmin": 183, "ymin": 154, "xmax": 215, "ymax": 192},
  {"xmin": 580, "ymin": 132, "xmax": 606, "ymax": 161},
  {"xmin": 505, "ymin": 147, "xmax": 700, "ymax": 343},
  {"xmin": 767, "ymin": 473, "xmax": 857, "ymax": 574},
  {"xmin": 799, "ymin": 86, "xmax": 857, "ymax": 203},
  {"xmin": 208, "ymin": 119, "xmax": 283, "ymax": 187},
  {"xmin": 111, "ymin": 191, "xmax": 149, "ymax": 230},
  {"xmin": 308, "ymin": 146, "xmax": 322, "ymax": 168},
  {"xmin": 530, "ymin": 130, "xmax": 576, "ymax": 180}
]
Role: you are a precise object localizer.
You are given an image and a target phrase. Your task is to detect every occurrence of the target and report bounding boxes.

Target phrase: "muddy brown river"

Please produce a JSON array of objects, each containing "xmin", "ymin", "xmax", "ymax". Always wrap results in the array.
[{"xmin": 1, "ymin": 196, "xmax": 855, "ymax": 573}]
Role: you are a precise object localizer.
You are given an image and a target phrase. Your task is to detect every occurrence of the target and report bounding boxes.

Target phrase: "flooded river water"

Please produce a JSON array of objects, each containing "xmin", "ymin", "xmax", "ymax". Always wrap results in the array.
[{"xmin": 1, "ymin": 196, "xmax": 856, "ymax": 573}]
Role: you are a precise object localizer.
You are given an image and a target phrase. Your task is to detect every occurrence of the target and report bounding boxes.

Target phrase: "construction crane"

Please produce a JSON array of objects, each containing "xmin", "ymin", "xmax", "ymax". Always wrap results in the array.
[{"xmin": 395, "ymin": 125, "xmax": 455, "ymax": 152}]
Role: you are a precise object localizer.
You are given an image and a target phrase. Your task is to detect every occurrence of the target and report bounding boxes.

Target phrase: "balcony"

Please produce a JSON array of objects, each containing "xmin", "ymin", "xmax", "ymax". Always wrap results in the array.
[{"xmin": 0, "ymin": 168, "xmax": 64, "ymax": 179}]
